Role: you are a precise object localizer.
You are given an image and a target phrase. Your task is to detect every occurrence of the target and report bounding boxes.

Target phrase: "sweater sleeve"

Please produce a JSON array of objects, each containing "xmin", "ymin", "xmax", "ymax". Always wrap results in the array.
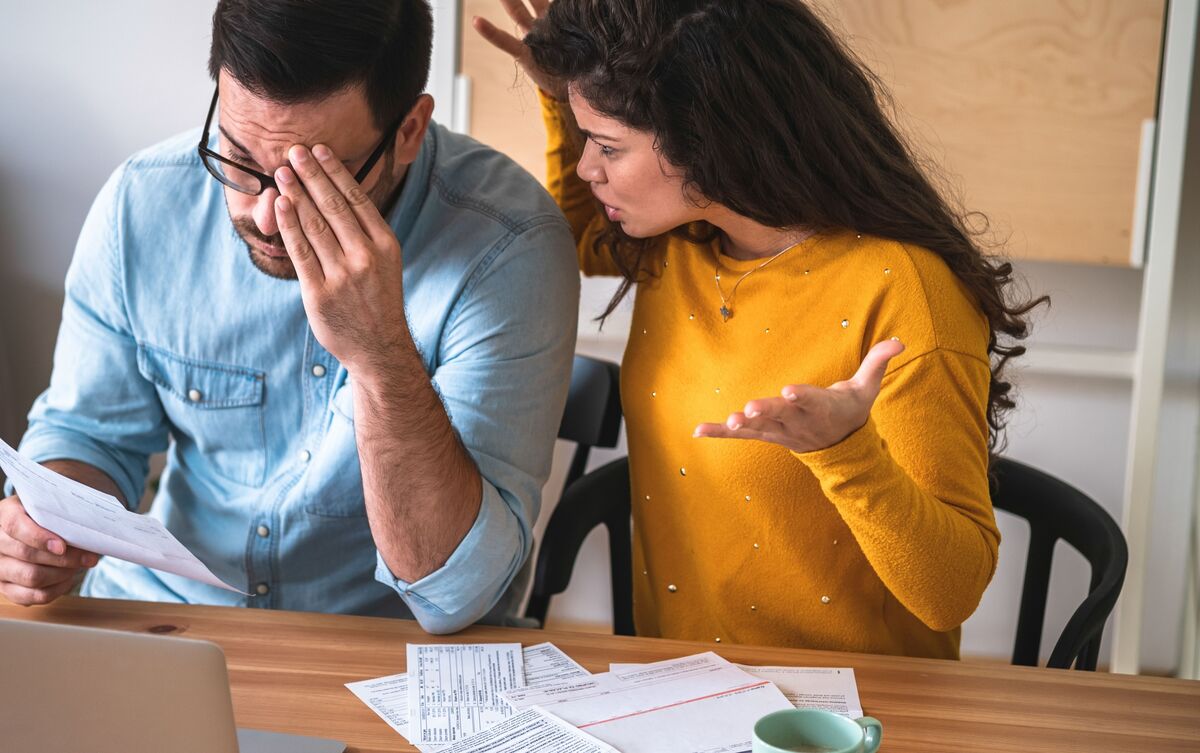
[
  {"xmin": 793, "ymin": 348, "xmax": 1000, "ymax": 633},
  {"xmin": 539, "ymin": 89, "xmax": 627, "ymax": 278}
]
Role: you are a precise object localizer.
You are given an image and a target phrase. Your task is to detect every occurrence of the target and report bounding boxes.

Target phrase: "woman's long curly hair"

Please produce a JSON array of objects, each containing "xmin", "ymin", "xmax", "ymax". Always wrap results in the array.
[{"xmin": 526, "ymin": 0, "xmax": 1047, "ymax": 455}]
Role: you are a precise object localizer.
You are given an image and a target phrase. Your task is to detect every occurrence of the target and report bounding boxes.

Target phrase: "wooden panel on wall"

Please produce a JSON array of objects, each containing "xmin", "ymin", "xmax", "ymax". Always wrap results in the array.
[
  {"xmin": 461, "ymin": 0, "xmax": 548, "ymax": 183},
  {"xmin": 461, "ymin": 0, "xmax": 1166, "ymax": 266}
]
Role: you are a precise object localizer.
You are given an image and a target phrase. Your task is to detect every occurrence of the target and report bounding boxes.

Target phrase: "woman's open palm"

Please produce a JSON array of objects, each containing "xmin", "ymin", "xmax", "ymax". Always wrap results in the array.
[{"xmin": 694, "ymin": 339, "xmax": 906, "ymax": 453}]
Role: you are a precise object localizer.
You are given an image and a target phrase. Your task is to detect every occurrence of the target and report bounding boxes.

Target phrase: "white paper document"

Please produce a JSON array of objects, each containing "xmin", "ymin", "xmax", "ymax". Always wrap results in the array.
[
  {"xmin": 346, "ymin": 672, "xmax": 415, "ymax": 740},
  {"xmin": 437, "ymin": 706, "xmax": 620, "ymax": 753},
  {"xmin": 610, "ymin": 661, "xmax": 863, "ymax": 719},
  {"xmin": 523, "ymin": 642, "xmax": 592, "ymax": 688},
  {"xmin": 502, "ymin": 652, "xmax": 793, "ymax": 753},
  {"xmin": 0, "ymin": 437, "xmax": 244, "ymax": 593},
  {"xmin": 406, "ymin": 643, "xmax": 526, "ymax": 748},
  {"xmin": 735, "ymin": 665, "xmax": 862, "ymax": 718},
  {"xmin": 346, "ymin": 642, "xmax": 591, "ymax": 749}
]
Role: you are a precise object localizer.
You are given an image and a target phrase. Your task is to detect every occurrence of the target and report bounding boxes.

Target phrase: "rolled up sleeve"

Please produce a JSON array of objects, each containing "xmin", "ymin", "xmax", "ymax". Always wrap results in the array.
[
  {"xmin": 375, "ymin": 218, "xmax": 579, "ymax": 632},
  {"xmin": 374, "ymin": 481, "xmax": 525, "ymax": 634}
]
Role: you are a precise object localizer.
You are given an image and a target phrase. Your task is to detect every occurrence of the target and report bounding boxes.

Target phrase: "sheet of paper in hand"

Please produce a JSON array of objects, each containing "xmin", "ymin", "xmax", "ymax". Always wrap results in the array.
[{"xmin": 0, "ymin": 437, "xmax": 246, "ymax": 594}]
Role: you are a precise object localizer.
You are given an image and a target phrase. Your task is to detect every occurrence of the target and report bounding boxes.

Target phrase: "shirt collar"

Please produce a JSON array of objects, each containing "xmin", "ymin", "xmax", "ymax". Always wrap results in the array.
[{"xmin": 385, "ymin": 123, "xmax": 438, "ymax": 246}]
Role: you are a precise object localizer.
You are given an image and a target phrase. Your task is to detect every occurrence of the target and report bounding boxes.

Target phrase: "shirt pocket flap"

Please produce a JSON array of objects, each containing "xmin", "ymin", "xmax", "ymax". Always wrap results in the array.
[
  {"xmin": 137, "ymin": 345, "xmax": 264, "ymax": 408},
  {"xmin": 331, "ymin": 379, "xmax": 355, "ymax": 421}
]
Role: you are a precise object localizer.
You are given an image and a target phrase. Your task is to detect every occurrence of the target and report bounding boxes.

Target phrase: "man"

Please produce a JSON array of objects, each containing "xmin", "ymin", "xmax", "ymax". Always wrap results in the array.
[{"xmin": 0, "ymin": 0, "xmax": 579, "ymax": 633}]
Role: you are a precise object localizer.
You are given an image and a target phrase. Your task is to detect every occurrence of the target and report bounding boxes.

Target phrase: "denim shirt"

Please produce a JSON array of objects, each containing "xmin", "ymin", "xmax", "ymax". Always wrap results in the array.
[{"xmin": 11, "ymin": 123, "xmax": 580, "ymax": 633}]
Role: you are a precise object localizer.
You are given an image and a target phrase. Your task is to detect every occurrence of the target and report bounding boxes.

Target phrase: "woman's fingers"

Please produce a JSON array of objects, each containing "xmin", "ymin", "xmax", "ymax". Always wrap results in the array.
[
  {"xmin": 693, "ymin": 423, "xmax": 772, "ymax": 443},
  {"xmin": 695, "ymin": 411, "xmax": 786, "ymax": 435},
  {"xmin": 473, "ymin": 6, "xmax": 567, "ymax": 98},
  {"xmin": 498, "ymin": 0, "xmax": 538, "ymax": 34},
  {"xmin": 851, "ymin": 338, "xmax": 905, "ymax": 394},
  {"xmin": 472, "ymin": 15, "xmax": 527, "ymax": 60}
]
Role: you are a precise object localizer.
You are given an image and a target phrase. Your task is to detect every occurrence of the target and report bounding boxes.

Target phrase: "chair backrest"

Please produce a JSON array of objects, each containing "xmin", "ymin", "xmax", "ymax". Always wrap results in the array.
[
  {"xmin": 526, "ymin": 457, "xmax": 634, "ymax": 635},
  {"xmin": 530, "ymin": 453, "xmax": 1131, "ymax": 662},
  {"xmin": 557, "ymin": 355, "xmax": 623, "ymax": 493},
  {"xmin": 988, "ymin": 457, "xmax": 1128, "ymax": 670},
  {"xmin": 526, "ymin": 357, "xmax": 628, "ymax": 633}
]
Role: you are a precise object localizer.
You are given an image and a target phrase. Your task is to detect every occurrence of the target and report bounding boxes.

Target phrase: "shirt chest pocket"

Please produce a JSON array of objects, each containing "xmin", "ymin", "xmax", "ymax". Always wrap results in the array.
[
  {"xmin": 303, "ymin": 379, "xmax": 366, "ymax": 517},
  {"xmin": 137, "ymin": 345, "xmax": 267, "ymax": 488}
]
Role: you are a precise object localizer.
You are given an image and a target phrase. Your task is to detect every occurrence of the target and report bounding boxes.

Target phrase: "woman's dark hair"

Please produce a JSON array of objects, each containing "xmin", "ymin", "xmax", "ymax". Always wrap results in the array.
[
  {"xmin": 209, "ymin": 0, "xmax": 433, "ymax": 130},
  {"xmin": 526, "ymin": 0, "xmax": 1047, "ymax": 454}
]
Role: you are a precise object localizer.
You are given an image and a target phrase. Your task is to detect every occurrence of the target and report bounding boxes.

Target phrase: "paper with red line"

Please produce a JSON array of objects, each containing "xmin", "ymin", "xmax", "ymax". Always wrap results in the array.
[
  {"xmin": 500, "ymin": 652, "xmax": 793, "ymax": 753},
  {"xmin": 610, "ymin": 662, "xmax": 864, "ymax": 719}
]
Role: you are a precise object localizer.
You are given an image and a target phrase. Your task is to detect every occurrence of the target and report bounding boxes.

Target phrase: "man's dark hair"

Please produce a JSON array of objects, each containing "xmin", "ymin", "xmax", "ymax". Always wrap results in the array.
[{"xmin": 209, "ymin": 0, "xmax": 433, "ymax": 130}]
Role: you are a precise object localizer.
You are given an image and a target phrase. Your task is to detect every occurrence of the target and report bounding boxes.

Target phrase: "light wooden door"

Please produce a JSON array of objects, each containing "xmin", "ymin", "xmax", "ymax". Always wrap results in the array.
[{"xmin": 461, "ymin": 0, "xmax": 1166, "ymax": 266}]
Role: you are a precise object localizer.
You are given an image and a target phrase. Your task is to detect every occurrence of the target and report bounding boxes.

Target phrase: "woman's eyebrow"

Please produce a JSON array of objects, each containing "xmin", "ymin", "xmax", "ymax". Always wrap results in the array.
[{"xmin": 579, "ymin": 128, "xmax": 620, "ymax": 142}]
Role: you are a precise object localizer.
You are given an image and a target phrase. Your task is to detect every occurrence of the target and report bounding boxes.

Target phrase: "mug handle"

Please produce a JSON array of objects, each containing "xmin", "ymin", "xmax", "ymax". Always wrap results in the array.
[{"xmin": 856, "ymin": 716, "xmax": 883, "ymax": 753}]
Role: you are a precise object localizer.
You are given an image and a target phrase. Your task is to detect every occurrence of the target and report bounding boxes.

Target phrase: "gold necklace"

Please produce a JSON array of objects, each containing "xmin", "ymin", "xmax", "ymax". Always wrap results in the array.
[{"xmin": 713, "ymin": 235, "xmax": 807, "ymax": 322}]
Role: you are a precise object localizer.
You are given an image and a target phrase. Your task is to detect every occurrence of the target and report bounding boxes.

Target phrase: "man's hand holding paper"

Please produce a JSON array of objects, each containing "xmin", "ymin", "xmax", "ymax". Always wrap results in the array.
[
  {"xmin": 0, "ymin": 437, "xmax": 246, "ymax": 597},
  {"xmin": 0, "ymin": 490, "xmax": 99, "ymax": 606}
]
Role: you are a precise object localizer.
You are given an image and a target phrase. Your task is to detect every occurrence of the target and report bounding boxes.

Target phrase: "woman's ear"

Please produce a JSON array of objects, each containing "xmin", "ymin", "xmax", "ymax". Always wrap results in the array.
[{"xmin": 393, "ymin": 94, "xmax": 435, "ymax": 164}]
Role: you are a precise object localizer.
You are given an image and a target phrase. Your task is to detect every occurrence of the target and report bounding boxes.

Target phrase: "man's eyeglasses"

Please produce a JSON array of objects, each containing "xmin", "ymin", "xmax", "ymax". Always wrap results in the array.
[{"xmin": 197, "ymin": 87, "xmax": 399, "ymax": 196}]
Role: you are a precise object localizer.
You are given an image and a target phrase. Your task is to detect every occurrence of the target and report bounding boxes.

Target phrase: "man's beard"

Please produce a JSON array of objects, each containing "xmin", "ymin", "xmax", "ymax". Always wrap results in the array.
[{"xmin": 229, "ymin": 152, "xmax": 399, "ymax": 281}]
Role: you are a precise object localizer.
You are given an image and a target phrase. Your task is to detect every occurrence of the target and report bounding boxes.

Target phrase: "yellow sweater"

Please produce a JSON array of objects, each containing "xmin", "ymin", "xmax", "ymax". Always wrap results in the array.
[{"xmin": 542, "ymin": 94, "xmax": 999, "ymax": 659}]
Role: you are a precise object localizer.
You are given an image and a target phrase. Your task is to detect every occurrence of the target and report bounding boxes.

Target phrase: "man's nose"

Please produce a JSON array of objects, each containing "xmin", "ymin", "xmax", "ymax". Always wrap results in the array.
[{"xmin": 252, "ymin": 187, "xmax": 282, "ymax": 237}]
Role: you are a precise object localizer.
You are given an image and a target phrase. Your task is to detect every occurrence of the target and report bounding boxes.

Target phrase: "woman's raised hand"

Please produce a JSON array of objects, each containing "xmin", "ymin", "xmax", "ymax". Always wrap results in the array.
[
  {"xmin": 473, "ymin": 0, "xmax": 566, "ymax": 100},
  {"xmin": 693, "ymin": 339, "xmax": 907, "ymax": 454}
]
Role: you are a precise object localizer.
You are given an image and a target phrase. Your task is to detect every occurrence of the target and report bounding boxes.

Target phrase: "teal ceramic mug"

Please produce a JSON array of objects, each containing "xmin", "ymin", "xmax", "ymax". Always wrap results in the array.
[{"xmin": 752, "ymin": 709, "xmax": 882, "ymax": 753}]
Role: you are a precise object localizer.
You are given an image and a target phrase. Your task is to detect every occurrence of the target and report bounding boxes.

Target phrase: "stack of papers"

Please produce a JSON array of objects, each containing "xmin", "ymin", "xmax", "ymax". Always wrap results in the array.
[
  {"xmin": 348, "ymin": 645, "xmax": 863, "ymax": 753},
  {"xmin": 346, "ymin": 642, "xmax": 597, "ymax": 752}
]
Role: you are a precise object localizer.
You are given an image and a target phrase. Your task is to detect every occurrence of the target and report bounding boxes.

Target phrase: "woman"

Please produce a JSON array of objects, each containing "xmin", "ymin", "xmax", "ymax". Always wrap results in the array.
[{"xmin": 476, "ymin": 0, "xmax": 1042, "ymax": 659}]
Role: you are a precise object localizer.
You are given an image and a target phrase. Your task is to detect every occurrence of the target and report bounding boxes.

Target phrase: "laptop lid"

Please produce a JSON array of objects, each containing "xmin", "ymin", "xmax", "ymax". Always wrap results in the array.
[{"xmin": 0, "ymin": 619, "xmax": 344, "ymax": 753}]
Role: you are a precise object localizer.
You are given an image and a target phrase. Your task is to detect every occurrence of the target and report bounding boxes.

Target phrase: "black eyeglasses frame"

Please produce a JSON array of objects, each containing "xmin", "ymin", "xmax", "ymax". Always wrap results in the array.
[{"xmin": 197, "ymin": 87, "xmax": 400, "ymax": 196}]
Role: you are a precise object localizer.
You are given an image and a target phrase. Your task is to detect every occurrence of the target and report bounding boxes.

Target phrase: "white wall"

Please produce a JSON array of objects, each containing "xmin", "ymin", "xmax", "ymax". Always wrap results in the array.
[
  {"xmin": 0, "ymin": 1, "xmax": 219, "ymax": 444},
  {"xmin": 1, "ymin": 2, "xmax": 1195, "ymax": 674}
]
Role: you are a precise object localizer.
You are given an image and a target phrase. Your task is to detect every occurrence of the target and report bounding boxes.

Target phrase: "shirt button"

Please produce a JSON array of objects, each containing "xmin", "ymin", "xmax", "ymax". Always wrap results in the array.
[
  {"xmin": 311, "ymin": 364, "xmax": 327, "ymax": 378},
  {"xmin": 187, "ymin": 388, "xmax": 203, "ymax": 403},
  {"xmin": 298, "ymin": 449, "xmax": 311, "ymax": 463},
  {"xmin": 255, "ymin": 583, "xmax": 270, "ymax": 596},
  {"xmin": 256, "ymin": 525, "xmax": 270, "ymax": 538}
]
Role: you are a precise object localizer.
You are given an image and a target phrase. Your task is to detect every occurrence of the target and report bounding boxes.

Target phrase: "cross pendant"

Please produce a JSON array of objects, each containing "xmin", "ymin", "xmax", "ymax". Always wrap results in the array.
[{"xmin": 720, "ymin": 305, "xmax": 732, "ymax": 322}]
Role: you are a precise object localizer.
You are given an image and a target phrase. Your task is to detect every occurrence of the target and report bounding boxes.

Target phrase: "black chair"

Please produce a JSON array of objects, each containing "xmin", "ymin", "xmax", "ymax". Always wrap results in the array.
[
  {"xmin": 989, "ymin": 457, "xmax": 1128, "ymax": 670},
  {"xmin": 555, "ymin": 355, "xmax": 623, "ymax": 494},
  {"xmin": 525, "ymin": 356, "xmax": 633, "ymax": 633},
  {"xmin": 528, "ymin": 454, "xmax": 1129, "ymax": 667}
]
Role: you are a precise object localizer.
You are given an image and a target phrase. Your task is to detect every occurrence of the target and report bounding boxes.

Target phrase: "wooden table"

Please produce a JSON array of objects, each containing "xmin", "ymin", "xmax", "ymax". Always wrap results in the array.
[{"xmin": 2, "ymin": 597, "xmax": 1197, "ymax": 752}]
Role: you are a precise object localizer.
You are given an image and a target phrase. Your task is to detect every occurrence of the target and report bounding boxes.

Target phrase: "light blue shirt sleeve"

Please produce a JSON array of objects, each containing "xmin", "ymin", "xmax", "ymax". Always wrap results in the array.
[
  {"xmin": 11, "ymin": 163, "xmax": 169, "ymax": 507},
  {"xmin": 372, "ymin": 219, "xmax": 580, "ymax": 633}
]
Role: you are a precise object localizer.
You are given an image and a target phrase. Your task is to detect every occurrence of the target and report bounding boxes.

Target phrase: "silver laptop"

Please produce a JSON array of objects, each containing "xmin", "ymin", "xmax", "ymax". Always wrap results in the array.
[{"xmin": 0, "ymin": 618, "xmax": 345, "ymax": 753}]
